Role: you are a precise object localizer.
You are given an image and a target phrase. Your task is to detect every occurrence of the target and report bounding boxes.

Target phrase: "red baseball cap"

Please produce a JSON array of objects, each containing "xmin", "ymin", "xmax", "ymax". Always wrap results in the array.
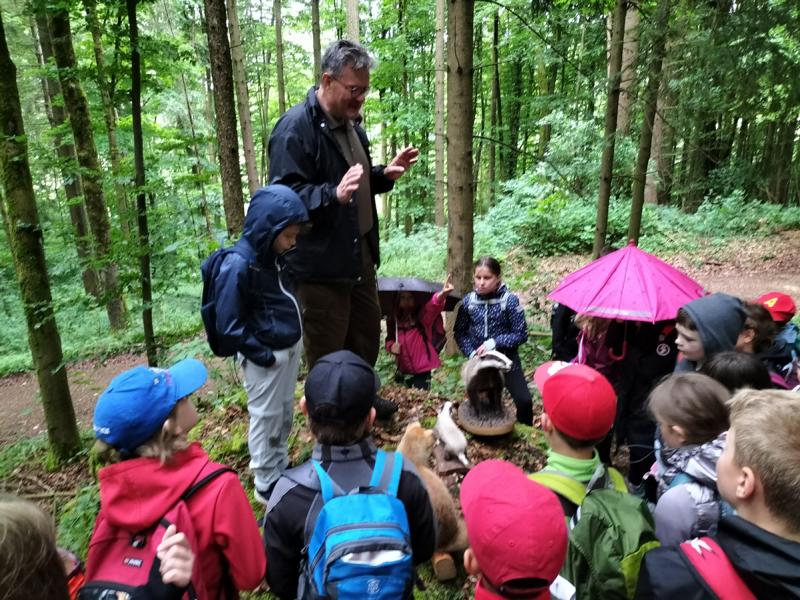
[
  {"xmin": 534, "ymin": 361, "xmax": 617, "ymax": 441},
  {"xmin": 461, "ymin": 460, "xmax": 568, "ymax": 599},
  {"xmin": 756, "ymin": 291, "xmax": 796, "ymax": 323}
]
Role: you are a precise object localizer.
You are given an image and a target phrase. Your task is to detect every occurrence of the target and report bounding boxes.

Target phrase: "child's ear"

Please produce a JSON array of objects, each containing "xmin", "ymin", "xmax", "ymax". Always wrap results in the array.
[
  {"xmin": 737, "ymin": 466, "xmax": 758, "ymax": 501},
  {"xmin": 541, "ymin": 413, "xmax": 553, "ymax": 433},
  {"xmin": 162, "ymin": 417, "xmax": 178, "ymax": 436},
  {"xmin": 671, "ymin": 425, "xmax": 689, "ymax": 446},
  {"xmin": 299, "ymin": 396, "xmax": 308, "ymax": 416},
  {"xmin": 463, "ymin": 547, "xmax": 481, "ymax": 576}
]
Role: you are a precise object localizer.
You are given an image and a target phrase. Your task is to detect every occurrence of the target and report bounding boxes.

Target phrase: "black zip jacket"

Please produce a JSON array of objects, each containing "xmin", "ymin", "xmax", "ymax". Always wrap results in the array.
[
  {"xmin": 635, "ymin": 516, "xmax": 800, "ymax": 599},
  {"xmin": 267, "ymin": 87, "xmax": 394, "ymax": 283}
]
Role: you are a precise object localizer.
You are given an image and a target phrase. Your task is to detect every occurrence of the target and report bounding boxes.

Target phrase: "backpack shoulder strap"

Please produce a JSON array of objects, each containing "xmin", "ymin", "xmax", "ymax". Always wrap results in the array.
[
  {"xmin": 182, "ymin": 467, "xmax": 236, "ymax": 501},
  {"xmin": 312, "ymin": 460, "xmax": 345, "ymax": 503},
  {"xmin": 607, "ymin": 467, "xmax": 629, "ymax": 493},
  {"xmin": 680, "ymin": 537, "xmax": 756, "ymax": 600},
  {"xmin": 530, "ymin": 470, "xmax": 587, "ymax": 507},
  {"xmin": 368, "ymin": 450, "xmax": 404, "ymax": 497}
]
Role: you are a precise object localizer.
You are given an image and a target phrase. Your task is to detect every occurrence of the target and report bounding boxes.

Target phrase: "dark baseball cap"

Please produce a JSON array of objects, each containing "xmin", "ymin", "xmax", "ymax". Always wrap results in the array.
[{"xmin": 304, "ymin": 351, "xmax": 380, "ymax": 424}]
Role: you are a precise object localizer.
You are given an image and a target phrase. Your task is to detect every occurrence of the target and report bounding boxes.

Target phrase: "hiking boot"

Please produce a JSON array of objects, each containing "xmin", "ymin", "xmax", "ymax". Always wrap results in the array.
[
  {"xmin": 254, "ymin": 480, "xmax": 278, "ymax": 506},
  {"xmin": 373, "ymin": 395, "xmax": 398, "ymax": 420}
]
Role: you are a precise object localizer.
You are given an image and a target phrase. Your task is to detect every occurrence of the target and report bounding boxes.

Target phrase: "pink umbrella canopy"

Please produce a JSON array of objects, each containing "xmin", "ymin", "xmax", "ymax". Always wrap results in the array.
[{"xmin": 548, "ymin": 242, "xmax": 705, "ymax": 322}]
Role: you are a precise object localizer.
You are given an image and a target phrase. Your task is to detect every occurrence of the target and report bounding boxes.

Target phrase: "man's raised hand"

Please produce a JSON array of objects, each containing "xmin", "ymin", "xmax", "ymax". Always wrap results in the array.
[
  {"xmin": 384, "ymin": 145, "xmax": 419, "ymax": 181},
  {"xmin": 336, "ymin": 164, "xmax": 364, "ymax": 204}
]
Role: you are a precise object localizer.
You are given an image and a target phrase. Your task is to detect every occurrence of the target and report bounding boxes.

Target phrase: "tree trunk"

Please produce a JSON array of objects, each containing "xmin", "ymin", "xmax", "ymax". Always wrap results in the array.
[
  {"xmin": 48, "ymin": 9, "xmax": 127, "ymax": 330},
  {"xmin": 616, "ymin": 7, "xmax": 639, "ymax": 135},
  {"xmin": 203, "ymin": 0, "xmax": 245, "ymax": 237},
  {"xmin": 33, "ymin": 13, "xmax": 100, "ymax": 297},
  {"xmin": 346, "ymin": 0, "xmax": 359, "ymax": 42},
  {"xmin": 83, "ymin": 0, "xmax": 130, "ymax": 239},
  {"xmin": 447, "ymin": 0, "xmax": 474, "ymax": 296},
  {"xmin": 226, "ymin": 0, "xmax": 259, "ymax": 197},
  {"xmin": 311, "ymin": 0, "xmax": 321, "ymax": 82},
  {"xmin": 274, "ymin": 0, "xmax": 286, "ymax": 115},
  {"xmin": 629, "ymin": 0, "xmax": 670, "ymax": 242},
  {"xmin": 433, "ymin": 0, "xmax": 446, "ymax": 227},
  {"xmin": 487, "ymin": 11, "xmax": 501, "ymax": 204},
  {"xmin": 127, "ymin": 0, "xmax": 156, "ymax": 366},
  {"xmin": 593, "ymin": 0, "xmax": 627, "ymax": 258},
  {"xmin": 506, "ymin": 57, "xmax": 522, "ymax": 179},
  {"xmin": 0, "ymin": 8, "xmax": 80, "ymax": 460}
]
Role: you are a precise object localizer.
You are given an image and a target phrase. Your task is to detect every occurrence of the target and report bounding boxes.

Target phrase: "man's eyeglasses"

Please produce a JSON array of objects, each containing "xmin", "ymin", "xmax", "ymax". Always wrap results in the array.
[{"xmin": 329, "ymin": 75, "xmax": 369, "ymax": 98}]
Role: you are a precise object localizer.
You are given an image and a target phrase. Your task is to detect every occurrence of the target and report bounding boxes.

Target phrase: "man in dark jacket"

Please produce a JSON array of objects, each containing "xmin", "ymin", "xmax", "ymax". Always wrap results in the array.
[
  {"xmin": 211, "ymin": 185, "xmax": 308, "ymax": 504},
  {"xmin": 635, "ymin": 388, "xmax": 800, "ymax": 599},
  {"xmin": 267, "ymin": 40, "xmax": 418, "ymax": 374},
  {"xmin": 264, "ymin": 351, "xmax": 437, "ymax": 599}
]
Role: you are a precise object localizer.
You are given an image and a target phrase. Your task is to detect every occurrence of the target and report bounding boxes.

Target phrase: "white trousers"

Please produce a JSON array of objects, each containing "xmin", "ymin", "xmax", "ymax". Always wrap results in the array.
[{"xmin": 239, "ymin": 340, "xmax": 302, "ymax": 491}]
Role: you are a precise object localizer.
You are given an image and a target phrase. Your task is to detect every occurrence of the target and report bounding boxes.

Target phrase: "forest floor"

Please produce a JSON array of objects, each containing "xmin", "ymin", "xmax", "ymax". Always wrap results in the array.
[{"xmin": 1, "ymin": 229, "xmax": 798, "ymax": 446}]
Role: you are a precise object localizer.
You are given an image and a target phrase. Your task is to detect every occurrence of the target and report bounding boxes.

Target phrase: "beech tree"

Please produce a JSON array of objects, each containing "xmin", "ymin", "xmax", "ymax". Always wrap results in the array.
[{"xmin": 1, "ymin": 7, "xmax": 80, "ymax": 460}]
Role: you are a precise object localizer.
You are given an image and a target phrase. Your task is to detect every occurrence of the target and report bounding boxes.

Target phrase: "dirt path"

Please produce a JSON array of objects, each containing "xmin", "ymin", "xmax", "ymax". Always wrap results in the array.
[{"xmin": 1, "ymin": 231, "xmax": 798, "ymax": 446}]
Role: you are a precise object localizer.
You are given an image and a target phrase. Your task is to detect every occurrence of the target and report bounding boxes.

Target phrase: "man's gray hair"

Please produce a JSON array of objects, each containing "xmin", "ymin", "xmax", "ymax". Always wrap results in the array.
[{"xmin": 321, "ymin": 40, "xmax": 376, "ymax": 77}]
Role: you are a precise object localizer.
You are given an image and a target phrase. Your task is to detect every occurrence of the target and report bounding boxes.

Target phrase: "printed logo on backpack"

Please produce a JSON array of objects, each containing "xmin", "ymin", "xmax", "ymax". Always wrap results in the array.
[
  {"xmin": 297, "ymin": 450, "xmax": 414, "ymax": 599},
  {"xmin": 78, "ymin": 468, "xmax": 234, "ymax": 600}
]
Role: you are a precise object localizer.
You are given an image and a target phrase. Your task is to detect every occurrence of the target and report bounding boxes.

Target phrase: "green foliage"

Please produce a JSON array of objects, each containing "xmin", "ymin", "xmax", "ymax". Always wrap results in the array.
[
  {"xmin": 56, "ymin": 483, "xmax": 100, "ymax": 559},
  {"xmin": 0, "ymin": 434, "xmax": 48, "ymax": 479}
]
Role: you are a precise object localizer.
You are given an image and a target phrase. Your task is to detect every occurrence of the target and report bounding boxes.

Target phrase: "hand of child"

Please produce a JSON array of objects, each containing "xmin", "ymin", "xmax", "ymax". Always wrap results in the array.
[
  {"xmin": 475, "ymin": 344, "xmax": 486, "ymax": 356},
  {"xmin": 157, "ymin": 524, "xmax": 194, "ymax": 588},
  {"xmin": 438, "ymin": 274, "xmax": 454, "ymax": 300},
  {"xmin": 390, "ymin": 342, "xmax": 401, "ymax": 355}
]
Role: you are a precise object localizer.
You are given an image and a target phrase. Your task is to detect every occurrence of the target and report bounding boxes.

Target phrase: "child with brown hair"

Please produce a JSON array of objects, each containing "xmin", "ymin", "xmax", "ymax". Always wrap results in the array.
[
  {"xmin": 88, "ymin": 359, "xmax": 265, "ymax": 599},
  {"xmin": 647, "ymin": 373, "xmax": 731, "ymax": 546},
  {"xmin": 636, "ymin": 388, "xmax": 800, "ymax": 599}
]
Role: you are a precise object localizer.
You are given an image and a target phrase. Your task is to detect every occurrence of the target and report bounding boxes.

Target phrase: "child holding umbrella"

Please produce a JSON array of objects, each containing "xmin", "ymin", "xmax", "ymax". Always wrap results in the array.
[{"xmin": 386, "ymin": 275, "xmax": 454, "ymax": 390}]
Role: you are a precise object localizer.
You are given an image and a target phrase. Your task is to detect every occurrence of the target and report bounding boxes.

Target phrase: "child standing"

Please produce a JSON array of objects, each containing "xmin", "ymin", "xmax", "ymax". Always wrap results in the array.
[
  {"xmin": 757, "ymin": 291, "xmax": 799, "ymax": 387},
  {"xmin": 209, "ymin": 184, "xmax": 308, "ymax": 504},
  {"xmin": 674, "ymin": 293, "xmax": 745, "ymax": 372},
  {"xmin": 89, "ymin": 359, "xmax": 266, "ymax": 599},
  {"xmin": 647, "ymin": 373, "xmax": 731, "ymax": 546},
  {"xmin": 454, "ymin": 257, "xmax": 533, "ymax": 425},
  {"xmin": 636, "ymin": 388, "xmax": 800, "ymax": 599},
  {"xmin": 386, "ymin": 276, "xmax": 453, "ymax": 390}
]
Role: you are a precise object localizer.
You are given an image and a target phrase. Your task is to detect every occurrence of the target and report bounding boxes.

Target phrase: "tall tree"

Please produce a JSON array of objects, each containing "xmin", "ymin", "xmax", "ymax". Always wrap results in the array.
[
  {"xmin": 446, "ymin": 0, "xmax": 474, "ymax": 295},
  {"xmin": 32, "ymin": 13, "xmax": 99, "ymax": 298},
  {"xmin": 203, "ymin": 0, "xmax": 245, "ymax": 237},
  {"xmin": 433, "ymin": 0, "xmax": 446, "ymax": 226},
  {"xmin": 346, "ymin": 0, "xmax": 359, "ymax": 41},
  {"xmin": 617, "ymin": 7, "xmax": 639, "ymax": 135},
  {"xmin": 1, "ymin": 8, "xmax": 80, "ymax": 460},
  {"xmin": 311, "ymin": 0, "xmax": 321, "ymax": 82},
  {"xmin": 593, "ymin": 0, "xmax": 627, "ymax": 258},
  {"xmin": 274, "ymin": 0, "xmax": 286, "ymax": 115},
  {"xmin": 629, "ymin": 0, "xmax": 671, "ymax": 242},
  {"xmin": 48, "ymin": 8, "xmax": 128, "ymax": 330},
  {"xmin": 226, "ymin": 0, "xmax": 259, "ymax": 196},
  {"xmin": 82, "ymin": 0, "xmax": 130, "ymax": 239},
  {"xmin": 127, "ymin": 0, "xmax": 156, "ymax": 365}
]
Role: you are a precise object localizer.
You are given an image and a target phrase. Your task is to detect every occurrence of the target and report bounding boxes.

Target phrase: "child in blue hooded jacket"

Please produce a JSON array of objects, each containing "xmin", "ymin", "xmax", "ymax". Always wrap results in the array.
[
  {"xmin": 454, "ymin": 256, "xmax": 533, "ymax": 425},
  {"xmin": 210, "ymin": 184, "xmax": 308, "ymax": 504}
]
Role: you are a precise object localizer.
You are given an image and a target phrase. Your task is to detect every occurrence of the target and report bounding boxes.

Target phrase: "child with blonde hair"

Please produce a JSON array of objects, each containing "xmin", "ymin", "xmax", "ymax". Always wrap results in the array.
[
  {"xmin": 87, "ymin": 358, "xmax": 265, "ymax": 599},
  {"xmin": 637, "ymin": 388, "xmax": 800, "ymax": 599}
]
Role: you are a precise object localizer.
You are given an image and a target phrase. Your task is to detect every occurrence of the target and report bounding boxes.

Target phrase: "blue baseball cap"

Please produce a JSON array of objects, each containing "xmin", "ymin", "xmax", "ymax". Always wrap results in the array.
[{"xmin": 93, "ymin": 358, "xmax": 207, "ymax": 454}]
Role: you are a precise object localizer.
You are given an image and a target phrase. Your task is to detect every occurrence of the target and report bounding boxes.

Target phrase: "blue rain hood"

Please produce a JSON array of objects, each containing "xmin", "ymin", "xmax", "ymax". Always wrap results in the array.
[{"xmin": 242, "ymin": 185, "xmax": 309, "ymax": 262}]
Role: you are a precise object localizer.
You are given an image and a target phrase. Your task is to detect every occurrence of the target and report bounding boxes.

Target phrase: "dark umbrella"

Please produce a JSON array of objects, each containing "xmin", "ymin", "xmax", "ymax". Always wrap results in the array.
[{"xmin": 377, "ymin": 277, "xmax": 461, "ymax": 316}]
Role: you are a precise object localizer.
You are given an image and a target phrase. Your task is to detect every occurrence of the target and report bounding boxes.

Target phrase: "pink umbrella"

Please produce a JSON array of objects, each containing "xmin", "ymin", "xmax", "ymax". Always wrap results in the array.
[{"xmin": 548, "ymin": 242, "xmax": 705, "ymax": 322}]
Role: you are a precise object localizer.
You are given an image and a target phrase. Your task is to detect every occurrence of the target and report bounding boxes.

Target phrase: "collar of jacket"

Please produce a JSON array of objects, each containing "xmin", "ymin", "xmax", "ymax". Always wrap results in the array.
[{"xmin": 311, "ymin": 437, "xmax": 376, "ymax": 463}]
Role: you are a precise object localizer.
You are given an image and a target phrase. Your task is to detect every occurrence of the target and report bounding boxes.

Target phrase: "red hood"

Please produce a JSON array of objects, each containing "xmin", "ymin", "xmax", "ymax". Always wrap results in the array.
[{"xmin": 97, "ymin": 443, "xmax": 212, "ymax": 531}]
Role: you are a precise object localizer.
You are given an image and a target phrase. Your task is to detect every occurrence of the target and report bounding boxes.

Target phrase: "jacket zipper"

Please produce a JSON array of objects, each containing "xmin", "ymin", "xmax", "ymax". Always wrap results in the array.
[{"xmin": 276, "ymin": 258, "xmax": 303, "ymax": 338}]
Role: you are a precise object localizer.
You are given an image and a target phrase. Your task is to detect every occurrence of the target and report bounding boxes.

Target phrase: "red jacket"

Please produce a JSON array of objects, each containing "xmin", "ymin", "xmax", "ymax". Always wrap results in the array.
[
  {"xmin": 94, "ymin": 443, "xmax": 265, "ymax": 599},
  {"xmin": 386, "ymin": 293, "xmax": 444, "ymax": 375}
]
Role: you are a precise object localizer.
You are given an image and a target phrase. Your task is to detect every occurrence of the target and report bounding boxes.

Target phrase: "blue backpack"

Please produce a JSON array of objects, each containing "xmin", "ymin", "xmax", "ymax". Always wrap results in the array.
[
  {"xmin": 298, "ymin": 450, "xmax": 414, "ymax": 599},
  {"xmin": 200, "ymin": 242, "xmax": 252, "ymax": 357}
]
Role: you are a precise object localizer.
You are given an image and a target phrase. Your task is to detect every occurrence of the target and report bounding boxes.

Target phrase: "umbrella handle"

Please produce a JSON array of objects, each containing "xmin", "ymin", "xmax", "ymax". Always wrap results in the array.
[{"xmin": 608, "ymin": 339, "xmax": 628, "ymax": 361}]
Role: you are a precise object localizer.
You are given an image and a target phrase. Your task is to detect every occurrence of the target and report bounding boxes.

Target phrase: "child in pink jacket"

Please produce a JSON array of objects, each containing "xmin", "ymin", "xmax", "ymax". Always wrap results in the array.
[{"xmin": 386, "ymin": 276, "xmax": 453, "ymax": 390}]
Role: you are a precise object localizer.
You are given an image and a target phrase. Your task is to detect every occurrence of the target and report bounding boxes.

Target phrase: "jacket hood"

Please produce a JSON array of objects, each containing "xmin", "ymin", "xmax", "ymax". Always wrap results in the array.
[
  {"xmin": 97, "ymin": 443, "xmax": 212, "ymax": 530},
  {"xmin": 659, "ymin": 431, "xmax": 726, "ymax": 490},
  {"xmin": 242, "ymin": 185, "xmax": 309, "ymax": 261},
  {"xmin": 683, "ymin": 293, "xmax": 745, "ymax": 361},
  {"xmin": 718, "ymin": 516, "xmax": 800, "ymax": 597}
]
